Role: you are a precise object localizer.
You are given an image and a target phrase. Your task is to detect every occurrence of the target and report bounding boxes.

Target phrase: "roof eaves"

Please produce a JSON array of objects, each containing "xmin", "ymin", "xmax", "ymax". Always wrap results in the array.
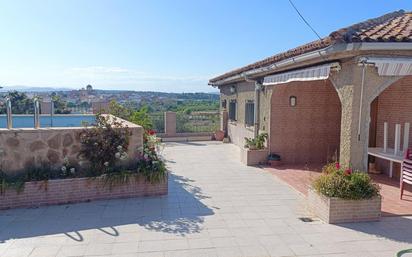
[{"xmin": 209, "ymin": 10, "xmax": 409, "ymax": 85}]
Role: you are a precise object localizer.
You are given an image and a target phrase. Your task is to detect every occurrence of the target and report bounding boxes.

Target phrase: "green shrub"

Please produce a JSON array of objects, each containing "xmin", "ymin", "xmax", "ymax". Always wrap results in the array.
[
  {"xmin": 244, "ymin": 133, "xmax": 268, "ymax": 150},
  {"xmin": 313, "ymin": 163, "xmax": 380, "ymax": 200},
  {"xmin": 79, "ymin": 114, "xmax": 130, "ymax": 176}
]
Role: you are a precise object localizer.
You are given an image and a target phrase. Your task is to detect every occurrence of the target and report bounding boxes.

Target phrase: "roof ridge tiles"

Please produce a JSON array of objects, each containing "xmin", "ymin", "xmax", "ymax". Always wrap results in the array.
[{"xmin": 209, "ymin": 10, "xmax": 412, "ymax": 84}]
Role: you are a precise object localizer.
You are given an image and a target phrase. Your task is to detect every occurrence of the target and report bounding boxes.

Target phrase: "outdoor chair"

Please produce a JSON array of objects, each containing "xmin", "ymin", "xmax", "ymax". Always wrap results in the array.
[{"xmin": 401, "ymin": 149, "xmax": 412, "ymax": 199}]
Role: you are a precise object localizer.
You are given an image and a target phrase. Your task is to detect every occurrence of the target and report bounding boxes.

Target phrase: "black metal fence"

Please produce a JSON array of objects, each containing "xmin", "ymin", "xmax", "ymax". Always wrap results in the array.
[
  {"xmin": 176, "ymin": 112, "xmax": 219, "ymax": 133},
  {"xmin": 149, "ymin": 113, "xmax": 165, "ymax": 133},
  {"xmin": 149, "ymin": 112, "xmax": 220, "ymax": 134}
]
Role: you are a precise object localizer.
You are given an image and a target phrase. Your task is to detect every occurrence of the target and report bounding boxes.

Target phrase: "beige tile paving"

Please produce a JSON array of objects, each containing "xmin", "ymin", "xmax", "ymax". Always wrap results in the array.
[{"xmin": 0, "ymin": 141, "xmax": 412, "ymax": 257}]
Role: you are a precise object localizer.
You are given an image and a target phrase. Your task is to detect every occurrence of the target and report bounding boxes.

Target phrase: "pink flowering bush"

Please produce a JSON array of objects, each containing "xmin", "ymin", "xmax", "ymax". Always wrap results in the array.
[
  {"xmin": 79, "ymin": 115, "xmax": 130, "ymax": 176},
  {"xmin": 313, "ymin": 162, "xmax": 380, "ymax": 200},
  {"xmin": 136, "ymin": 131, "xmax": 166, "ymax": 183}
]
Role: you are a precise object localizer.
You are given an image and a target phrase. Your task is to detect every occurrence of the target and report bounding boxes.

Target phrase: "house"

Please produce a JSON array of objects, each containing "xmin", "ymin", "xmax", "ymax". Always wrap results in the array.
[{"xmin": 209, "ymin": 10, "xmax": 412, "ymax": 177}]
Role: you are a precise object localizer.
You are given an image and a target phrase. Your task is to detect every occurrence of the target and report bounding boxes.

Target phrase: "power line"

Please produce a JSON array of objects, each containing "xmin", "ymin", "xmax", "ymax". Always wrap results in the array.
[{"xmin": 287, "ymin": 0, "xmax": 322, "ymax": 41}]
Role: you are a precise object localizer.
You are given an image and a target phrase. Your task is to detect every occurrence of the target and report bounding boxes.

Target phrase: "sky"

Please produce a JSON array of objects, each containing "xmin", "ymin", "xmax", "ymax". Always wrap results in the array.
[{"xmin": 0, "ymin": 0, "xmax": 411, "ymax": 93}]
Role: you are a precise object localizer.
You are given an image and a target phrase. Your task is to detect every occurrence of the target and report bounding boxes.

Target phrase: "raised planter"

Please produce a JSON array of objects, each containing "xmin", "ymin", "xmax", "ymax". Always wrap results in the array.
[
  {"xmin": 308, "ymin": 189, "xmax": 381, "ymax": 224},
  {"xmin": 241, "ymin": 148, "xmax": 269, "ymax": 166},
  {"xmin": 0, "ymin": 174, "xmax": 168, "ymax": 210}
]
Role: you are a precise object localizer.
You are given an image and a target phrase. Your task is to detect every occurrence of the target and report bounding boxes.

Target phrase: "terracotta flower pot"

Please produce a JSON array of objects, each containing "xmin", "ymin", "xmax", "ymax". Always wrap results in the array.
[{"xmin": 214, "ymin": 130, "xmax": 225, "ymax": 141}]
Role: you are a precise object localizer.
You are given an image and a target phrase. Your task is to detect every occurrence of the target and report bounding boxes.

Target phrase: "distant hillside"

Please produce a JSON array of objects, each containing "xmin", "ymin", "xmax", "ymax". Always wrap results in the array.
[
  {"xmin": 0, "ymin": 87, "xmax": 219, "ymax": 100},
  {"xmin": 0, "ymin": 86, "xmax": 72, "ymax": 92}
]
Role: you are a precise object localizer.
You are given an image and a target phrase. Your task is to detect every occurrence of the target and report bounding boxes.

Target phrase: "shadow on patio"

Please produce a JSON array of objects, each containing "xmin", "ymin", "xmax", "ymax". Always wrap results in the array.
[{"xmin": 0, "ymin": 173, "xmax": 214, "ymax": 243}]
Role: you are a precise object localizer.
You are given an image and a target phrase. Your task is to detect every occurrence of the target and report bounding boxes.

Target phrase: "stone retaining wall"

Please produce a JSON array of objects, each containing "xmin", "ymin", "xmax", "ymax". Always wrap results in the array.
[
  {"xmin": 308, "ymin": 189, "xmax": 381, "ymax": 223},
  {"xmin": 0, "ymin": 174, "xmax": 168, "ymax": 210},
  {"xmin": 0, "ymin": 115, "xmax": 143, "ymax": 175}
]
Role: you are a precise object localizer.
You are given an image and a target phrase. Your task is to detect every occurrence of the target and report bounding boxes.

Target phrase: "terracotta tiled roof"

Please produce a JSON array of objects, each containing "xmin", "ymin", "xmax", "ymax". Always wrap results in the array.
[{"xmin": 210, "ymin": 10, "xmax": 412, "ymax": 84}]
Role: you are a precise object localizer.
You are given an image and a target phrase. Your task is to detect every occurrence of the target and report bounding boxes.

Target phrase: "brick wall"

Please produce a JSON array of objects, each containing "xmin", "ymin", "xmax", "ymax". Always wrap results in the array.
[
  {"xmin": 374, "ymin": 76, "xmax": 412, "ymax": 177},
  {"xmin": 308, "ymin": 189, "xmax": 381, "ymax": 223},
  {"xmin": 269, "ymin": 80, "xmax": 341, "ymax": 164},
  {"xmin": 0, "ymin": 175, "xmax": 168, "ymax": 210}
]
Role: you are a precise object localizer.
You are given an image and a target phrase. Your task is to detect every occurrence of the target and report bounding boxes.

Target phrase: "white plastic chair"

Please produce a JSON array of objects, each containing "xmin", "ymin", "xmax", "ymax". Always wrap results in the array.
[{"xmin": 401, "ymin": 149, "xmax": 412, "ymax": 199}]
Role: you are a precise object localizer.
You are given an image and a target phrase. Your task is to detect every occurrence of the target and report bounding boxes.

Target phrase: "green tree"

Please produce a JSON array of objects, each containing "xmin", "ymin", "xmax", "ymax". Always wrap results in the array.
[
  {"xmin": 0, "ymin": 91, "xmax": 34, "ymax": 114},
  {"xmin": 108, "ymin": 100, "xmax": 132, "ymax": 120},
  {"xmin": 129, "ymin": 105, "xmax": 153, "ymax": 130},
  {"xmin": 51, "ymin": 95, "xmax": 71, "ymax": 114}
]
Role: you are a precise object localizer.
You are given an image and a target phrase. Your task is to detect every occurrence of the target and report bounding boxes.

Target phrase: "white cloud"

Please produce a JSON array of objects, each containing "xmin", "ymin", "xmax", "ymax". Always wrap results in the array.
[
  {"xmin": 61, "ymin": 66, "xmax": 213, "ymax": 92},
  {"xmin": 0, "ymin": 66, "xmax": 216, "ymax": 92}
]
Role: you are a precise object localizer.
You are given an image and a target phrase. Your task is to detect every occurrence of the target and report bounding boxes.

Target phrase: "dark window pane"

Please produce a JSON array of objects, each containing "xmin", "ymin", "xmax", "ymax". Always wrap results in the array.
[{"xmin": 245, "ymin": 101, "xmax": 254, "ymax": 126}]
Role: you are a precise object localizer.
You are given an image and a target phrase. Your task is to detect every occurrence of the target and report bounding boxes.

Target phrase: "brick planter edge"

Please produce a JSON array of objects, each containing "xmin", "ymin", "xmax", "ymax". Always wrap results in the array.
[
  {"xmin": 308, "ymin": 188, "xmax": 381, "ymax": 224},
  {"xmin": 0, "ymin": 174, "xmax": 168, "ymax": 210},
  {"xmin": 240, "ymin": 148, "xmax": 269, "ymax": 166}
]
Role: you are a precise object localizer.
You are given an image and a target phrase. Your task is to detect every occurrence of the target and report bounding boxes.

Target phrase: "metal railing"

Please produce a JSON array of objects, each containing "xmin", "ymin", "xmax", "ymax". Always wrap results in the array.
[
  {"xmin": 176, "ymin": 112, "xmax": 219, "ymax": 133},
  {"xmin": 67, "ymin": 107, "xmax": 93, "ymax": 114},
  {"xmin": 149, "ymin": 113, "xmax": 165, "ymax": 133}
]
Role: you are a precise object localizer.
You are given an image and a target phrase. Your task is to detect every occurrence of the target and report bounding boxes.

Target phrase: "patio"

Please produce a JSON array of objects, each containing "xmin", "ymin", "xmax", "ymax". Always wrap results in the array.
[
  {"xmin": 263, "ymin": 164, "xmax": 412, "ymax": 217},
  {"xmin": 0, "ymin": 141, "xmax": 412, "ymax": 257}
]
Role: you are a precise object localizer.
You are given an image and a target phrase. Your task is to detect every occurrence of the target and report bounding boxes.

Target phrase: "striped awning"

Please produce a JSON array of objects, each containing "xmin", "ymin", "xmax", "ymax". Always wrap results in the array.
[
  {"xmin": 366, "ymin": 57, "xmax": 412, "ymax": 76},
  {"xmin": 263, "ymin": 63, "xmax": 338, "ymax": 86}
]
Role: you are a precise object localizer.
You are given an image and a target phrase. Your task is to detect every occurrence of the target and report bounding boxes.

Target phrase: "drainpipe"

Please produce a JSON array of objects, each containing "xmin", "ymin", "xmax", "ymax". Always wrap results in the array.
[
  {"xmin": 357, "ymin": 57, "xmax": 376, "ymax": 141},
  {"xmin": 253, "ymin": 81, "xmax": 261, "ymax": 138},
  {"xmin": 358, "ymin": 61, "xmax": 366, "ymax": 141},
  {"xmin": 6, "ymin": 97, "xmax": 12, "ymax": 129},
  {"xmin": 33, "ymin": 98, "xmax": 40, "ymax": 129}
]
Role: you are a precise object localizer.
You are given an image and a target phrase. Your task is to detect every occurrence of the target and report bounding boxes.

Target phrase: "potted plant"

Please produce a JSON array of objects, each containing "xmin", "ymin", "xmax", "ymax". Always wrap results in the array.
[
  {"xmin": 244, "ymin": 133, "xmax": 268, "ymax": 150},
  {"xmin": 214, "ymin": 130, "xmax": 225, "ymax": 141},
  {"xmin": 241, "ymin": 133, "xmax": 269, "ymax": 166},
  {"xmin": 308, "ymin": 162, "xmax": 381, "ymax": 223},
  {"xmin": 268, "ymin": 153, "xmax": 281, "ymax": 167}
]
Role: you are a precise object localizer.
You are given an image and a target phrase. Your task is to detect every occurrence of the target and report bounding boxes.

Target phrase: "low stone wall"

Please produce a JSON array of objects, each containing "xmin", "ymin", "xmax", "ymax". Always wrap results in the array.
[
  {"xmin": 241, "ymin": 148, "xmax": 269, "ymax": 166},
  {"xmin": 308, "ymin": 189, "xmax": 381, "ymax": 223},
  {"xmin": 0, "ymin": 115, "xmax": 143, "ymax": 175},
  {"xmin": 0, "ymin": 174, "xmax": 168, "ymax": 210},
  {"xmin": 157, "ymin": 132, "xmax": 214, "ymax": 142}
]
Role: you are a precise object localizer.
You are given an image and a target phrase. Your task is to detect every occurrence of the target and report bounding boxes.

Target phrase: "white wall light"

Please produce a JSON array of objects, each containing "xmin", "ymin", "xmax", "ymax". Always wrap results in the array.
[
  {"xmin": 230, "ymin": 85, "xmax": 236, "ymax": 94},
  {"xmin": 290, "ymin": 96, "xmax": 297, "ymax": 107}
]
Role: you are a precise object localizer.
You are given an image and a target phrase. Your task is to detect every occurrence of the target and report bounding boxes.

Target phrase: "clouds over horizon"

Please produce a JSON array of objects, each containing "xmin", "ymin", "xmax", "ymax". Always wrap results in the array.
[{"xmin": 1, "ymin": 66, "xmax": 216, "ymax": 92}]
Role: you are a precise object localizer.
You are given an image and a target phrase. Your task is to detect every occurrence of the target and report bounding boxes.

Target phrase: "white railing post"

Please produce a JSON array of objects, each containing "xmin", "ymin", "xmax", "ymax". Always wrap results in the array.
[
  {"xmin": 403, "ymin": 123, "xmax": 410, "ymax": 153},
  {"xmin": 395, "ymin": 124, "xmax": 401, "ymax": 156},
  {"xmin": 383, "ymin": 122, "xmax": 388, "ymax": 153}
]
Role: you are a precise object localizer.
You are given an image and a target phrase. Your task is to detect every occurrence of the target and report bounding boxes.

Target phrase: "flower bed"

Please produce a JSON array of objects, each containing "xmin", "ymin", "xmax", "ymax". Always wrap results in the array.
[
  {"xmin": 0, "ymin": 174, "xmax": 168, "ymax": 210},
  {"xmin": 0, "ymin": 114, "xmax": 168, "ymax": 209},
  {"xmin": 308, "ymin": 189, "xmax": 381, "ymax": 224},
  {"xmin": 308, "ymin": 163, "xmax": 381, "ymax": 223}
]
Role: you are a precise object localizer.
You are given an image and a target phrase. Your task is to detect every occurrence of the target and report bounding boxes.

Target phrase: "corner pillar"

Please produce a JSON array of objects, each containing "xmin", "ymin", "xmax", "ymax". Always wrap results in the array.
[
  {"xmin": 164, "ymin": 111, "xmax": 176, "ymax": 136},
  {"xmin": 221, "ymin": 110, "xmax": 228, "ymax": 136},
  {"xmin": 331, "ymin": 60, "xmax": 403, "ymax": 171}
]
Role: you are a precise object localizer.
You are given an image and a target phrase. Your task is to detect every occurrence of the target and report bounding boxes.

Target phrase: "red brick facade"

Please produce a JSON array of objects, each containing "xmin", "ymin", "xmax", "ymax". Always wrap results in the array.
[
  {"xmin": 0, "ymin": 175, "xmax": 168, "ymax": 210},
  {"xmin": 373, "ymin": 76, "xmax": 412, "ymax": 177},
  {"xmin": 269, "ymin": 80, "xmax": 341, "ymax": 164}
]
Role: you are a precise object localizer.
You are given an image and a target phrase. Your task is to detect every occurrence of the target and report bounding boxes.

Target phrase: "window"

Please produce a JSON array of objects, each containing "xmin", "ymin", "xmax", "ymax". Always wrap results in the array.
[
  {"xmin": 245, "ymin": 101, "xmax": 255, "ymax": 127},
  {"xmin": 221, "ymin": 99, "xmax": 227, "ymax": 109},
  {"xmin": 229, "ymin": 100, "xmax": 237, "ymax": 121}
]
